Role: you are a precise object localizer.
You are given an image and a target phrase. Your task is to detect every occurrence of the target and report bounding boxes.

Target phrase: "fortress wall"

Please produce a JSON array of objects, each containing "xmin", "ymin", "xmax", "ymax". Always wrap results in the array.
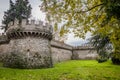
[
  {"xmin": 0, "ymin": 43, "xmax": 9, "ymax": 61},
  {"xmin": 51, "ymin": 40, "xmax": 98, "ymax": 62},
  {"xmin": 9, "ymin": 37, "xmax": 51, "ymax": 55},
  {"xmin": 0, "ymin": 43, "xmax": 9, "ymax": 55},
  {"xmin": 51, "ymin": 40, "xmax": 72, "ymax": 64},
  {"xmin": 0, "ymin": 35, "xmax": 10, "ymax": 61},
  {"xmin": 8, "ymin": 37, "xmax": 52, "ymax": 67},
  {"xmin": 0, "ymin": 38, "xmax": 98, "ymax": 63},
  {"xmin": 72, "ymin": 48, "xmax": 98, "ymax": 60}
]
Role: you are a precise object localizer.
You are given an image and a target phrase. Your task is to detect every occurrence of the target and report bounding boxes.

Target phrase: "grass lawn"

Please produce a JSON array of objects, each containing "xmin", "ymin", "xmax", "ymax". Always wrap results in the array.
[{"xmin": 0, "ymin": 60, "xmax": 120, "ymax": 80}]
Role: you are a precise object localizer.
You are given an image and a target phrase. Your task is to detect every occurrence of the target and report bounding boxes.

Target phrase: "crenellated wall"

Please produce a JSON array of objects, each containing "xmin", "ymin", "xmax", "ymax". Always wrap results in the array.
[
  {"xmin": 0, "ymin": 20, "xmax": 98, "ymax": 67},
  {"xmin": 0, "ymin": 19, "xmax": 53, "ymax": 69}
]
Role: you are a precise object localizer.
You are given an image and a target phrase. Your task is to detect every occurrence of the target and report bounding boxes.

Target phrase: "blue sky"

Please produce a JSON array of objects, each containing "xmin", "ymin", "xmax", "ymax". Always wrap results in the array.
[{"xmin": 0, "ymin": 0, "xmax": 91, "ymax": 46}]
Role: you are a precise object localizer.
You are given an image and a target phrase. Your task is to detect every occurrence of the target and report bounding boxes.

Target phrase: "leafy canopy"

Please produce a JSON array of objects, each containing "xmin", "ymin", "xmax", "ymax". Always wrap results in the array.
[{"xmin": 41, "ymin": 0, "xmax": 120, "ymax": 60}]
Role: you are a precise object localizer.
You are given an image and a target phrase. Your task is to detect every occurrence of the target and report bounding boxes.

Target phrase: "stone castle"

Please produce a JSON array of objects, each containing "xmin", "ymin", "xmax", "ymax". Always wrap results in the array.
[{"xmin": 0, "ymin": 19, "xmax": 98, "ymax": 69}]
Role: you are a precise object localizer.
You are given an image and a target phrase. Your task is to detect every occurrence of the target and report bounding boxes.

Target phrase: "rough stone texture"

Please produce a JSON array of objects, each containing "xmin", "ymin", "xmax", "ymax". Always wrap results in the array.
[
  {"xmin": 51, "ymin": 40, "xmax": 72, "ymax": 50},
  {"xmin": 0, "ymin": 38, "xmax": 98, "ymax": 66},
  {"xmin": 0, "ymin": 43, "xmax": 9, "ymax": 61},
  {"xmin": 51, "ymin": 40, "xmax": 72, "ymax": 64},
  {"xmin": 0, "ymin": 35, "xmax": 9, "ymax": 62},
  {"xmin": 0, "ymin": 44, "xmax": 9, "ymax": 54},
  {"xmin": 1, "ymin": 19, "xmax": 53, "ymax": 69},
  {"xmin": 51, "ymin": 47, "xmax": 72, "ymax": 64},
  {"xmin": 4, "ymin": 37, "xmax": 53, "ymax": 68},
  {"xmin": 0, "ymin": 20, "xmax": 98, "ymax": 68},
  {"xmin": 72, "ymin": 49, "xmax": 98, "ymax": 60}
]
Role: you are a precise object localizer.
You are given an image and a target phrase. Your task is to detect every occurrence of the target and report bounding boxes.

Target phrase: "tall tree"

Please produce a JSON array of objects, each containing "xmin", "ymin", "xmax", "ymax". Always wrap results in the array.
[
  {"xmin": 15, "ymin": 0, "xmax": 32, "ymax": 24},
  {"xmin": 2, "ymin": 0, "xmax": 32, "ymax": 31},
  {"xmin": 90, "ymin": 34, "xmax": 111, "ymax": 62},
  {"xmin": 2, "ymin": 0, "xmax": 15, "ymax": 31},
  {"xmin": 41, "ymin": 0, "xmax": 120, "ymax": 64}
]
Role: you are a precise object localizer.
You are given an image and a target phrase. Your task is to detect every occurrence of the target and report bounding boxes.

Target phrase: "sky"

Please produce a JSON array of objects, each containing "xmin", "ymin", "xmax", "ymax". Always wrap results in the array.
[{"xmin": 0, "ymin": 0, "xmax": 91, "ymax": 46}]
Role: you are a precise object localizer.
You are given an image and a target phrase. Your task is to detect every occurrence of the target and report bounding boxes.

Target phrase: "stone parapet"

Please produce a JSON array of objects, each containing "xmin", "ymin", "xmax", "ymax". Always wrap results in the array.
[
  {"xmin": 8, "ymin": 19, "xmax": 53, "ymax": 33},
  {"xmin": 6, "ymin": 19, "xmax": 53, "ymax": 40},
  {"xmin": 51, "ymin": 40, "xmax": 73, "ymax": 50}
]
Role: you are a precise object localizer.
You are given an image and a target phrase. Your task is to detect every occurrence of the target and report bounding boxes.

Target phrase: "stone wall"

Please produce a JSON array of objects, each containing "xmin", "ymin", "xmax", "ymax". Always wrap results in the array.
[
  {"xmin": 51, "ymin": 40, "xmax": 72, "ymax": 64},
  {"xmin": 0, "ymin": 38, "xmax": 98, "ymax": 64},
  {"xmin": 50, "ymin": 41, "xmax": 98, "ymax": 63},
  {"xmin": 72, "ymin": 49, "xmax": 98, "ymax": 60},
  {"xmin": 0, "ymin": 20, "xmax": 98, "ymax": 69},
  {"xmin": 0, "ymin": 43, "xmax": 9, "ymax": 61},
  {"xmin": 0, "ymin": 35, "xmax": 10, "ymax": 61},
  {"xmin": 4, "ymin": 37, "xmax": 53, "ymax": 68}
]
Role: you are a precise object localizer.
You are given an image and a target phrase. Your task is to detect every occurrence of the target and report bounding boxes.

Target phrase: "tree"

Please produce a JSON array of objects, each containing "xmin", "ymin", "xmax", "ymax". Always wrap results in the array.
[
  {"xmin": 40, "ymin": 0, "xmax": 120, "ymax": 64},
  {"xmin": 2, "ymin": 0, "xmax": 15, "ymax": 31},
  {"xmin": 90, "ymin": 34, "xmax": 112, "ymax": 62},
  {"xmin": 15, "ymin": 0, "xmax": 32, "ymax": 24},
  {"xmin": 2, "ymin": 0, "xmax": 32, "ymax": 31}
]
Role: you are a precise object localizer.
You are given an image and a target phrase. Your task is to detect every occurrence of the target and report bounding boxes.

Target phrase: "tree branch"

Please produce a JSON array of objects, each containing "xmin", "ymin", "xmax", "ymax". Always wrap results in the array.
[
  {"xmin": 82, "ymin": 3, "xmax": 104, "ymax": 13},
  {"xmin": 65, "ymin": 3, "xmax": 104, "ymax": 13}
]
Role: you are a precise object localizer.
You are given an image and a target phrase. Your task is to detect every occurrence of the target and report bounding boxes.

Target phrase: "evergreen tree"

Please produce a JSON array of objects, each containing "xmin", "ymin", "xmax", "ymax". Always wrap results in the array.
[
  {"xmin": 2, "ymin": 0, "xmax": 32, "ymax": 31},
  {"xmin": 2, "ymin": 0, "xmax": 15, "ymax": 31},
  {"xmin": 15, "ymin": 0, "xmax": 32, "ymax": 24}
]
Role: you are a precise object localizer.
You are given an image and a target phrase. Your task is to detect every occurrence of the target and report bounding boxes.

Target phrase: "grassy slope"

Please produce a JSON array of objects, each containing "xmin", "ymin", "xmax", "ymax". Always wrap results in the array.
[{"xmin": 0, "ymin": 60, "xmax": 120, "ymax": 80}]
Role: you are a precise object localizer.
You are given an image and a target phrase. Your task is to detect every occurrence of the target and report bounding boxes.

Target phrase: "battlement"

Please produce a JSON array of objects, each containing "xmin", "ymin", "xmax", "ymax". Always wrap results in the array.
[
  {"xmin": 7, "ymin": 19, "xmax": 53, "ymax": 40},
  {"xmin": 8, "ymin": 19, "xmax": 53, "ymax": 32}
]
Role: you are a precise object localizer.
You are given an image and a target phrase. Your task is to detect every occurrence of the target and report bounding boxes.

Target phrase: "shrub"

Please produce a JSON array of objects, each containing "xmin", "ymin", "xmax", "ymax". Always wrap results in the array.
[
  {"xmin": 111, "ymin": 52, "xmax": 120, "ymax": 65},
  {"xmin": 96, "ymin": 56, "xmax": 108, "ymax": 63},
  {"xmin": 112, "ymin": 57, "xmax": 120, "ymax": 65}
]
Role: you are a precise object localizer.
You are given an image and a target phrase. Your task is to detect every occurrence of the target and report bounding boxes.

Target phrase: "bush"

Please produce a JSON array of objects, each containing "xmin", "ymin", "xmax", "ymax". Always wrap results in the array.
[
  {"xmin": 97, "ymin": 56, "xmax": 108, "ymax": 63},
  {"xmin": 111, "ymin": 52, "xmax": 120, "ymax": 65},
  {"xmin": 97, "ymin": 58, "xmax": 107, "ymax": 63},
  {"xmin": 112, "ymin": 57, "xmax": 120, "ymax": 65}
]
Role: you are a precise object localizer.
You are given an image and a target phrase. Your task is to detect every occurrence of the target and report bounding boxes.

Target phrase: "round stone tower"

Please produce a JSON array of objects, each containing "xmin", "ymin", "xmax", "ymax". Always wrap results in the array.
[{"xmin": 4, "ymin": 19, "xmax": 53, "ymax": 69}]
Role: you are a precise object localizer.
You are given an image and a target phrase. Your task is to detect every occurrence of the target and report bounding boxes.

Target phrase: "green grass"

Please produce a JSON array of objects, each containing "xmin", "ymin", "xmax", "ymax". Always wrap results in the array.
[{"xmin": 0, "ymin": 60, "xmax": 120, "ymax": 80}]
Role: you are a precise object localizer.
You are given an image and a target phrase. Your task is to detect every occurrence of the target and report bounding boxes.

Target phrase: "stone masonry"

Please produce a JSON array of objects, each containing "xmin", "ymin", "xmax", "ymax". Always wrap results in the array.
[
  {"xmin": 0, "ymin": 19, "xmax": 53, "ymax": 69},
  {"xmin": 0, "ymin": 19, "xmax": 98, "ymax": 68}
]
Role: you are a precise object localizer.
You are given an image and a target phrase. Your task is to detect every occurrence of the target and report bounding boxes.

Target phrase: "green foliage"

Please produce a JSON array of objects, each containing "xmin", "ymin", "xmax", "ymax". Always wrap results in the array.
[
  {"xmin": 97, "ymin": 56, "xmax": 108, "ymax": 63},
  {"xmin": 41, "ymin": 0, "xmax": 120, "ymax": 64},
  {"xmin": 15, "ymin": 0, "xmax": 32, "ymax": 24},
  {"xmin": 112, "ymin": 52, "xmax": 120, "ymax": 65},
  {"xmin": 2, "ymin": 0, "xmax": 32, "ymax": 31},
  {"xmin": 90, "ymin": 34, "xmax": 111, "ymax": 62},
  {"xmin": 2, "ymin": 0, "xmax": 16, "ymax": 31},
  {"xmin": 0, "ymin": 60, "xmax": 120, "ymax": 80}
]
